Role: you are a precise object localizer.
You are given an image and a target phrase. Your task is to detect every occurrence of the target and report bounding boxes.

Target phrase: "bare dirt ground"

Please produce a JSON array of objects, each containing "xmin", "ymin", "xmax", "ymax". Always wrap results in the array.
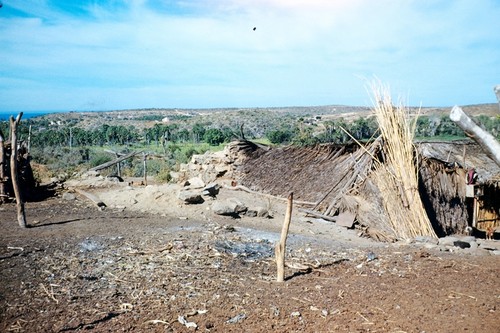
[{"xmin": 1, "ymin": 181, "xmax": 499, "ymax": 333}]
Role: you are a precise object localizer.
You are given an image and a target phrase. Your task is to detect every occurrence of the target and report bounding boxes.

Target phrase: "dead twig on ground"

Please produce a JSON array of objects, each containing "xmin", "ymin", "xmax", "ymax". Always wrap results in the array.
[
  {"xmin": 224, "ymin": 184, "xmax": 315, "ymax": 206},
  {"xmin": 40, "ymin": 283, "xmax": 59, "ymax": 304},
  {"xmin": 128, "ymin": 243, "xmax": 173, "ymax": 255}
]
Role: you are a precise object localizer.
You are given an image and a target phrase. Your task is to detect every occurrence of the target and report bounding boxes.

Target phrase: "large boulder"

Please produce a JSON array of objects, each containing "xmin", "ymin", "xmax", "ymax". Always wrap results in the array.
[
  {"xmin": 184, "ymin": 177, "xmax": 205, "ymax": 189},
  {"xmin": 177, "ymin": 190, "xmax": 204, "ymax": 204},
  {"xmin": 202, "ymin": 183, "xmax": 221, "ymax": 197},
  {"xmin": 212, "ymin": 198, "xmax": 248, "ymax": 216},
  {"xmin": 245, "ymin": 206, "xmax": 271, "ymax": 218}
]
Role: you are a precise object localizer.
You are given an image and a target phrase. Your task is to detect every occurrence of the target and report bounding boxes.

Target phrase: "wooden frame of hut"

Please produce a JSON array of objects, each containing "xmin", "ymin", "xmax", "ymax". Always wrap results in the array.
[{"xmin": 418, "ymin": 141, "xmax": 500, "ymax": 237}]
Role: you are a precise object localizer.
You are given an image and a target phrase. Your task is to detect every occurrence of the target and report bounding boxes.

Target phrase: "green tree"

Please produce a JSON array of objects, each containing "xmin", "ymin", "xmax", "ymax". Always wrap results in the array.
[
  {"xmin": 204, "ymin": 128, "xmax": 225, "ymax": 146},
  {"xmin": 192, "ymin": 123, "xmax": 206, "ymax": 143},
  {"xmin": 267, "ymin": 129, "xmax": 293, "ymax": 144}
]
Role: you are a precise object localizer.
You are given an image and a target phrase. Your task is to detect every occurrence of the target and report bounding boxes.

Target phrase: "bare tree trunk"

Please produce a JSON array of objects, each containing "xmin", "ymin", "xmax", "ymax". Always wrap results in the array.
[
  {"xmin": 450, "ymin": 106, "xmax": 500, "ymax": 167},
  {"xmin": 0, "ymin": 130, "xmax": 6, "ymax": 203},
  {"xmin": 10, "ymin": 113, "xmax": 27, "ymax": 228},
  {"xmin": 275, "ymin": 192, "xmax": 293, "ymax": 282}
]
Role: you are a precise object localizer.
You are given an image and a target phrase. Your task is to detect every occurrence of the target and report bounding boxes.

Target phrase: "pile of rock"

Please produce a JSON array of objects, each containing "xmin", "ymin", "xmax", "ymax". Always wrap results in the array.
[
  {"xmin": 412, "ymin": 235, "xmax": 499, "ymax": 255},
  {"xmin": 174, "ymin": 140, "xmax": 263, "ymax": 186},
  {"xmin": 177, "ymin": 177, "xmax": 271, "ymax": 219}
]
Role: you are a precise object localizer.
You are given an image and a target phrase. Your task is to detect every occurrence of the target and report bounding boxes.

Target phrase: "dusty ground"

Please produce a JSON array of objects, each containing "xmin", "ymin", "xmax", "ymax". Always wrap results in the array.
[{"xmin": 1, "ymin": 181, "xmax": 499, "ymax": 333}]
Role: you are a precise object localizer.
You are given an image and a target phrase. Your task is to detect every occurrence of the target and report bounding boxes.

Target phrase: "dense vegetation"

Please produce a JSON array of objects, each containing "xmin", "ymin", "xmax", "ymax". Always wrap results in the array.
[{"xmin": 1, "ymin": 110, "xmax": 499, "ymax": 181}]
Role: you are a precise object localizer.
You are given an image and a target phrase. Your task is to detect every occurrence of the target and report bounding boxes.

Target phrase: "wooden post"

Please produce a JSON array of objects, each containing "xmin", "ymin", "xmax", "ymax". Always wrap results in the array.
[
  {"xmin": 27, "ymin": 125, "xmax": 32, "ymax": 154},
  {"xmin": 275, "ymin": 192, "xmax": 293, "ymax": 282},
  {"xmin": 112, "ymin": 151, "xmax": 121, "ymax": 177},
  {"xmin": 143, "ymin": 153, "xmax": 147, "ymax": 186},
  {"xmin": 10, "ymin": 113, "xmax": 27, "ymax": 228},
  {"xmin": 0, "ymin": 129, "xmax": 5, "ymax": 203}
]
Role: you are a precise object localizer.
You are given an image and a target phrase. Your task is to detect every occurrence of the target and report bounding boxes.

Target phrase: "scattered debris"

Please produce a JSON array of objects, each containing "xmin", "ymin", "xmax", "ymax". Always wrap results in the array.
[{"xmin": 226, "ymin": 313, "xmax": 246, "ymax": 324}]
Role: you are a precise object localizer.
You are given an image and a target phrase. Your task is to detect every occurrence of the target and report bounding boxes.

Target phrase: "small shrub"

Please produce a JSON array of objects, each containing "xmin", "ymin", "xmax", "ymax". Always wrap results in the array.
[{"xmin": 89, "ymin": 151, "xmax": 113, "ymax": 168}]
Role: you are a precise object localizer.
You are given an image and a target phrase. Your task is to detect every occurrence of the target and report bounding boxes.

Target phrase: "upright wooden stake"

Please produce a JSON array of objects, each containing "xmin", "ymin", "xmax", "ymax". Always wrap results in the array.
[
  {"xmin": 27, "ymin": 125, "xmax": 32, "ymax": 154},
  {"xmin": 10, "ymin": 113, "xmax": 27, "ymax": 228},
  {"xmin": 143, "ymin": 153, "xmax": 147, "ymax": 186},
  {"xmin": 275, "ymin": 192, "xmax": 293, "ymax": 282},
  {"xmin": 0, "ymin": 130, "xmax": 5, "ymax": 203}
]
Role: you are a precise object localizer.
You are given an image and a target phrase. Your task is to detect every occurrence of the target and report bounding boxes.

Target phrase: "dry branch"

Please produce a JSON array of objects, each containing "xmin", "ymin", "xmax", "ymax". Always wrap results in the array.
[
  {"xmin": 298, "ymin": 208, "xmax": 338, "ymax": 222},
  {"xmin": 224, "ymin": 184, "xmax": 315, "ymax": 206},
  {"xmin": 450, "ymin": 105, "xmax": 500, "ymax": 167}
]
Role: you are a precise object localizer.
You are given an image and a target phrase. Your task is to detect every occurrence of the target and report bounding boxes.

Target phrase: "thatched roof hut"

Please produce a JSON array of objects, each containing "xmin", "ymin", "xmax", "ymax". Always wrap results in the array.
[
  {"xmin": 234, "ymin": 138, "xmax": 500, "ymax": 241},
  {"xmin": 417, "ymin": 140, "xmax": 500, "ymax": 236}
]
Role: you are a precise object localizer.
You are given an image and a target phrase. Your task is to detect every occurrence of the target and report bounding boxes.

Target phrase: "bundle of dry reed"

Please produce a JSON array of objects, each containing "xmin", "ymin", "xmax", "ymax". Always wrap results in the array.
[{"xmin": 370, "ymin": 82, "xmax": 437, "ymax": 239}]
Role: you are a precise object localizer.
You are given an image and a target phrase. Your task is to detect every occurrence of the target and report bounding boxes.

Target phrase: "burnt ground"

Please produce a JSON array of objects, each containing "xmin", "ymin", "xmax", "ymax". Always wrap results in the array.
[{"xmin": 0, "ymin": 193, "xmax": 499, "ymax": 333}]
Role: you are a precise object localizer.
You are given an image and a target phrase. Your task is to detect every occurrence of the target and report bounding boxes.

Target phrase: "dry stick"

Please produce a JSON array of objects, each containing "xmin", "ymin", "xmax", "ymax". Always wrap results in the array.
[
  {"xmin": 224, "ymin": 184, "xmax": 315, "ymax": 206},
  {"xmin": 275, "ymin": 192, "xmax": 293, "ymax": 282},
  {"xmin": 324, "ymin": 152, "xmax": 372, "ymax": 216},
  {"xmin": 10, "ymin": 113, "xmax": 27, "ymax": 228},
  {"xmin": 297, "ymin": 208, "xmax": 338, "ymax": 222}
]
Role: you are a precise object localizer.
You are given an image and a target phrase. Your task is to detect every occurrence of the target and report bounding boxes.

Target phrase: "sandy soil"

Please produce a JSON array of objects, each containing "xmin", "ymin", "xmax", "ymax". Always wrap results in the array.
[{"xmin": 1, "ymin": 180, "xmax": 499, "ymax": 332}]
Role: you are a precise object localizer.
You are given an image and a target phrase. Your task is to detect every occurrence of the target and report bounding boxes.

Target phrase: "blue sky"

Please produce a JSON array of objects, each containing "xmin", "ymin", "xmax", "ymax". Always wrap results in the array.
[{"xmin": 1, "ymin": 0, "xmax": 499, "ymax": 112}]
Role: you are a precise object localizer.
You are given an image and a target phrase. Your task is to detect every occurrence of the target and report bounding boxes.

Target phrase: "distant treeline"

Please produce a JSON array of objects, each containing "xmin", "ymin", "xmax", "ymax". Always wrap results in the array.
[{"xmin": 1, "ymin": 114, "xmax": 499, "ymax": 148}]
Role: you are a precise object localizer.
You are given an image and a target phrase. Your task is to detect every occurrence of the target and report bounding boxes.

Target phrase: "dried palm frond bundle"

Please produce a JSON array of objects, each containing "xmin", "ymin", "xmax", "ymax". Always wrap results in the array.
[{"xmin": 370, "ymin": 82, "xmax": 437, "ymax": 240}]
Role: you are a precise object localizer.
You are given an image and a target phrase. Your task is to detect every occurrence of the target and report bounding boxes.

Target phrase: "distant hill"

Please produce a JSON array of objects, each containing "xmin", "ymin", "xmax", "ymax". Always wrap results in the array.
[{"xmin": 24, "ymin": 103, "xmax": 499, "ymax": 131}]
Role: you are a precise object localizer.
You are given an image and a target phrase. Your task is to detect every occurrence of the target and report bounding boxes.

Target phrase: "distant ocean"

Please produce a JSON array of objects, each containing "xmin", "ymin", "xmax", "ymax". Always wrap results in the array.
[{"xmin": 0, "ymin": 111, "xmax": 53, "ymax": 121}]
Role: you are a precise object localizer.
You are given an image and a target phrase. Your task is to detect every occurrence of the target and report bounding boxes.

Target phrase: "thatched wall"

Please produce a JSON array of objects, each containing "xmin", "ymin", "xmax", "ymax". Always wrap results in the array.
[
  {"xmin": 417, "ymin": 141, "xmax": 500, "ymax": 236},
  {"xmin": 418, "ymin": 157, "xmax": 469, "ymax": 236}
]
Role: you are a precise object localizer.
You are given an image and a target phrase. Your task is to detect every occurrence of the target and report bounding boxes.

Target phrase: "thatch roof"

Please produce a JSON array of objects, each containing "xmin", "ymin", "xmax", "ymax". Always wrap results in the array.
[
  {"xmin": 417, "ymin": 140, "xmax": 500, "ymax": 184},
  {"xmin": 235, "ymin": 137, "xmax": 500, "ymax": 241}
]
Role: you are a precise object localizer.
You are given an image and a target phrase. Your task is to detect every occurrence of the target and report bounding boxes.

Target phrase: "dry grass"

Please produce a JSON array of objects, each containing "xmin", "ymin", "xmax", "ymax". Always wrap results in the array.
[{"xmin": 369, "ymin": 81, "xmax": 436, "ymax": 239}]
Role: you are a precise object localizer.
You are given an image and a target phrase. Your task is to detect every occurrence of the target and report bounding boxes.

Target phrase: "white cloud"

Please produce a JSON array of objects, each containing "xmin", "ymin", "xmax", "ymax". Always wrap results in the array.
[{"xmin": 0, "ymin": 0, "xmax": 499, "ymax": 111}]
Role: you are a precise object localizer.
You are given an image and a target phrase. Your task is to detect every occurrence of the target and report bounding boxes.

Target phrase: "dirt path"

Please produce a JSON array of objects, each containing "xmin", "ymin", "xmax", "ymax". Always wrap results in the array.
[{"xmin": 1, "ymin": 185, "xmax": 499, "ymax": 332}]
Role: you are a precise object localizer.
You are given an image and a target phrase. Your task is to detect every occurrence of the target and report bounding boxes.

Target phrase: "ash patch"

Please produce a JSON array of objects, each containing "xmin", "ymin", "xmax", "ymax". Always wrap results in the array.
[{"xmin": 214, "ymin": 239, "xmax": 274, "ymax": 261}]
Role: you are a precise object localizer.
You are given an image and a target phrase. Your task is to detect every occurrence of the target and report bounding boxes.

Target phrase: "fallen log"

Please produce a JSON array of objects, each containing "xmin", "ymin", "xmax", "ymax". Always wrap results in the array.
[
  {"xmin": 89, "ymin": 151, "xmax": 141, "ymax": 172},
  {"xmin": 450, "ymin": 106, "xmax": 500, "ymax": 167}
]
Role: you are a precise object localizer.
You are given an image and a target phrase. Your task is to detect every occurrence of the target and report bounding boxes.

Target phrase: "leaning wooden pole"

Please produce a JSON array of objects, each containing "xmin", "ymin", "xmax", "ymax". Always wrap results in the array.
[
  {"xmin": 275, "ymin": 192, "xmax": 293, "ymax": 282},
  {"xmin": 10, "ymin": 113, "xmax": 27, "ymax": 228},
  {"xmin": 450, "ymin": 106, "xmax": 500, "ymax": 167}
]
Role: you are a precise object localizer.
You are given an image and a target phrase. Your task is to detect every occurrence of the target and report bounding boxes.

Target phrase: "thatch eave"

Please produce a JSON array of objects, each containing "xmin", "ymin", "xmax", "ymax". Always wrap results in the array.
[{"xmin": 417, "ymin": 141, "xmax": 500, "ymax": 185}]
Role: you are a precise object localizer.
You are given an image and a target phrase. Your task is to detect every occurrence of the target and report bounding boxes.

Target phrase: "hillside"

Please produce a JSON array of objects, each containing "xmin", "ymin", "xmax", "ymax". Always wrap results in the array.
[{"xmin": 34, "ymin": 103, "xmax": 499, "ymax": 131}]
